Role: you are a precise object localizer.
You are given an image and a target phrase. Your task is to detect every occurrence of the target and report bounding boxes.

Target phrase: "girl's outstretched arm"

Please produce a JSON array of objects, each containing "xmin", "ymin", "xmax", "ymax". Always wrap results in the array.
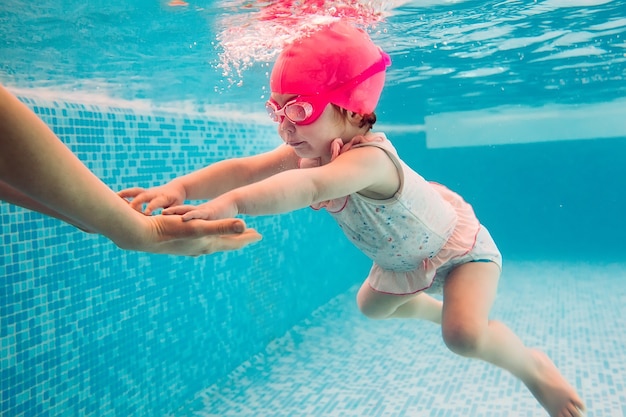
[
  {"xmin": 164, "ymin": 144, "xmax": 399, "ymax": 221},
  {"xmin": 118, "ymin": 144, "xmax": 299, "ymax": 214}
]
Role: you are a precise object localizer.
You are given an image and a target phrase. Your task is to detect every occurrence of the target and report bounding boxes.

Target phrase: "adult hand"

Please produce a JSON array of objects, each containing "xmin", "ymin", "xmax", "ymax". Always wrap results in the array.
[{"xmin": 121, "ymin": 214, "xmax": 262, "ymax": 256}]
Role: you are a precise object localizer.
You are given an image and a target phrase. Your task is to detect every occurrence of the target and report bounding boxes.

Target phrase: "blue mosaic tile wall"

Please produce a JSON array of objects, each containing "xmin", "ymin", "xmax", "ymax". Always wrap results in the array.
[{"xmin": 0, "ymin": 94, "xmax": 367, "ymax": 417}]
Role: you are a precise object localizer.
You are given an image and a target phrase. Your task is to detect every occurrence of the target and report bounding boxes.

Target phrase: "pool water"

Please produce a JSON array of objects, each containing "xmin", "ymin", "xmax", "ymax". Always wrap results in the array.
[
  {"xmin": 1, "ymin": 1, "xmax": 625, "ymax": 416},
  {"xmin": 185, "ymin": 262, "xmax": 626, "ymax": 417}
]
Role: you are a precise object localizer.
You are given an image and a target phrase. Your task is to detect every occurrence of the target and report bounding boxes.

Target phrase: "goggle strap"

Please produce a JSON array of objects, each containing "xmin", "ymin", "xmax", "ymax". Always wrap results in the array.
[{"xmin": 325, "ymin": 49, "xmax": 391, "ymax": 101}]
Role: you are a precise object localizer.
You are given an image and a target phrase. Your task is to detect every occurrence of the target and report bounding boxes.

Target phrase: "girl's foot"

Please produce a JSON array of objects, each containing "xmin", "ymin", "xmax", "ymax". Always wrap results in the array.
[{"xmin": 524, "ymin": 349, "xmax": 586, "ymax": 417}]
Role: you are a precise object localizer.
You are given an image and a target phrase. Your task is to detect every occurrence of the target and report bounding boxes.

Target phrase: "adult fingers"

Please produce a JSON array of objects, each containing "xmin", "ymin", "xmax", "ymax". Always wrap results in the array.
[
  {"xmin": 149, "ymin": 216, "xmax": 262, "ymax": 255},
  {"xmin": 205, "ymin": 229, "xmax": 263, "ymax": 252},
  {"xmin": 197, "ymin": 218, "xmax": 250, "ymax": 235},
  {"xmin": 168, "ymin": 217, "xmax": 249, "ymax": 237}
]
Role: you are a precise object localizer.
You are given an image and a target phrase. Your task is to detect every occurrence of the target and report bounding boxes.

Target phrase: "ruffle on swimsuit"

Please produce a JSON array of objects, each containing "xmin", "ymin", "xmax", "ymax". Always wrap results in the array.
[{"xmin": 365, "ymin": 182, "xmax": 481, "ymax": 295}]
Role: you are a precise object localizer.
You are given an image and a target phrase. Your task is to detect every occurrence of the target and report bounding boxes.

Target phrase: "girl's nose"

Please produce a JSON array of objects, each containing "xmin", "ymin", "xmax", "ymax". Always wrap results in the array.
[{"xmin": 280, "ymin": 117, "xmax": 296, "ymax": 133}]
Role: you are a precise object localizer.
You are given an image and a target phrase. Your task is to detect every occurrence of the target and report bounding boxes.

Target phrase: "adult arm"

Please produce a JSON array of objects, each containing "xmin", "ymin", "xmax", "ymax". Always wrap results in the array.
[{"xmin": 0, "ymin": 85, "xmax": 261, "ymax": 255}]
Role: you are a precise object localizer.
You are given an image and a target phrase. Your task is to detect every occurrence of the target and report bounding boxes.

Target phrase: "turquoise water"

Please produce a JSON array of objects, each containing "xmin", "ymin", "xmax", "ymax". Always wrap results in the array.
[
  {"xmin": 185, "ymin": 262, "xmax": 626, "ymax": 417},
  {"xmin": 1, "ymin": 1, "xmax": 625, "ymax": 416}
]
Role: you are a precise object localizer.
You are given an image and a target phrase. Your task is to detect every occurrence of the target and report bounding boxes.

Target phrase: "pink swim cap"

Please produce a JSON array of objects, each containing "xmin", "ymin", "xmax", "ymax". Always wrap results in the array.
[{"xmin": 270, "ymin": 21, "xmax": 390, "ymax": 115}]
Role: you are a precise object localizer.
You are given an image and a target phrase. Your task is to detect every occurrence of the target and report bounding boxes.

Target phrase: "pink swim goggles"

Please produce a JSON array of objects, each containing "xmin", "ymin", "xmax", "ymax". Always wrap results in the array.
[{"xmin": 266, "ymin": 50, "xmax": 391, "ymax": 126}]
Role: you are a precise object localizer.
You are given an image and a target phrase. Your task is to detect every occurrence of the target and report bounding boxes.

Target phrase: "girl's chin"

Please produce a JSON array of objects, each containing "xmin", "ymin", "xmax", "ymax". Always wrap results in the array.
[
  {"xmin": 294, "ymin": 149, "xmax": 321, "ymax": 159},
  {"xmin": 287, "ymin": 143, "xmax": 328, "ymax": 161}
]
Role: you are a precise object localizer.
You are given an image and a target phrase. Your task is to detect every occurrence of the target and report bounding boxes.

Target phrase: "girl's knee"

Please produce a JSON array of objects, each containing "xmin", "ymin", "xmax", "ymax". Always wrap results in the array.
[
  {"xmin": 441, "ymin": 321, "xmax": 486, "ymax": 357},
  {"xmin": 356, "ymin": 285, "xmax": 394, "ymax": 320},
  {"xmin": 356, "ymin": 295, "xmax": 389, "ymax": 319}
]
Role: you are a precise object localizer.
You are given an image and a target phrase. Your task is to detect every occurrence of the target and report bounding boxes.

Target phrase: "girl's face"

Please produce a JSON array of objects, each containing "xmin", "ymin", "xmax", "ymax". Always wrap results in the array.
[{"xmin": 270, "ymin": 93, "xmax": 354, "ymax": 161}]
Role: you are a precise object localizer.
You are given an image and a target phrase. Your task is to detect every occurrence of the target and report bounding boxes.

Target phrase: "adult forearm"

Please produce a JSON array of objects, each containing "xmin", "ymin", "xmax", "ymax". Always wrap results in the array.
[
  {"xmin": 0, "ymin": 85, "xmax": 149, "ymax": 245},
  {"xmin": 0, "ymin": 180, "xmax": 93, "ymax": 231}
]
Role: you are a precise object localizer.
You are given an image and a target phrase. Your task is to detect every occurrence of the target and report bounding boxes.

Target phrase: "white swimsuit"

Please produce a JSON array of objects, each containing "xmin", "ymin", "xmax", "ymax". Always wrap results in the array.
[{"xmin": 302, "ymin": 133, "xmax": 501, "ymax": 294}]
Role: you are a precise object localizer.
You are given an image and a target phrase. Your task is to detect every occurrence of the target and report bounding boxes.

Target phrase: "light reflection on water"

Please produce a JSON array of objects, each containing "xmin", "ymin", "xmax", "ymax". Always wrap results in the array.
[{"xmin": 0, "ymin": 0, "xmax": 624, "ymax": 116}]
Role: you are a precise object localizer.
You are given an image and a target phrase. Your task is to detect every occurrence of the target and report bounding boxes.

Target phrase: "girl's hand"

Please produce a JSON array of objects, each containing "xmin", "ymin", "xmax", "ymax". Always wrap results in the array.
[
  {"xmin": 118, "ymin": 182, "xmax": 186, "ymax": 215},
  {"xmin": 163, "ymin": 196, "xmax": 238, "ymax": 222}
]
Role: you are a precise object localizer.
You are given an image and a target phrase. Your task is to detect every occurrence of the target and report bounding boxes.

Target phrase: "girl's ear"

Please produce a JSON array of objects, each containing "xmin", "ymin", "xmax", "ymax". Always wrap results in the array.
[{"xmin": 347, "ymin": 111, "xmax": 364, "ymax": 126}]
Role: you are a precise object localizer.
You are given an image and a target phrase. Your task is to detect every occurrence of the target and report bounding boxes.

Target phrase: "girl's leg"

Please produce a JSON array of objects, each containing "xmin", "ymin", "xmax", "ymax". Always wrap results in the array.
[
  {"xmin": 441, "ymin": 261, "xmax": 585, "ymax": 417},
  {"xmin": 356, "ymin": 279, "xmax": 443, "ymax": 324}
]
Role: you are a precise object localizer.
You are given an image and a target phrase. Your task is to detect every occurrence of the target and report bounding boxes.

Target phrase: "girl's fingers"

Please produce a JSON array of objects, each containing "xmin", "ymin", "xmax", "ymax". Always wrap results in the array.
[
  {"xmin": 162, "ymin": 205, "xmax": 196, "ymax": 215},
  {"xmin": 117, "ymin": 187, "xmax": 146, "ymax": 199},
  {"xmin": 144, "ymin": 196, "xmax": 174, "ymax": 215},
  {"xmin": 181, "ymin": 210, "xmax": 206, "ymax": 221}
]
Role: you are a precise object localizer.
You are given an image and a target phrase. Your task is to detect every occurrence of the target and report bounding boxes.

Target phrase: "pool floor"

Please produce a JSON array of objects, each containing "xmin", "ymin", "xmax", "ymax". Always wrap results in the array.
[{"xmin": 181, "ymin": 261, "xmax": 626, "ymax": 417}]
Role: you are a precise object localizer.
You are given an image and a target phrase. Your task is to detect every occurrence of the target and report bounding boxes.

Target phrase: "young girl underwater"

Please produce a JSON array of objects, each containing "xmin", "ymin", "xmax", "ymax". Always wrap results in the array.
[{"xmin": 119, "ymin": 21, "xmax": 586, "ymax": 417}]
